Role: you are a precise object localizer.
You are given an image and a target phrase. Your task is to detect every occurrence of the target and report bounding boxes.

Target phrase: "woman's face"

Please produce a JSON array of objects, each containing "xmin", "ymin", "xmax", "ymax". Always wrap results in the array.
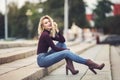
[{"xmin": 42, "ymin": 18, "xmax": 52, "ymax": 31}]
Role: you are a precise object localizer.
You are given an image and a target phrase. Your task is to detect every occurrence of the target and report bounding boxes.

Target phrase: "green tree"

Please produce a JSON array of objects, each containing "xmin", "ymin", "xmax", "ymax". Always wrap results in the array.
[
  {"xmin": 8, "ymin": 2, "xmax": 20, "ymax": 38},
  {"xmin": 8, "ymin": 1, "xmax": 43, "ymax": 39},
  {"xmin": 27, "ymin": 2, "xmax": 43, "ymax": 38},
  {"xmin": 0, "ymin": 13, "xmax": 4, "ymax": 38},
  {"xmin": 20, "ymin": 1, "xmax": 43, "ymax": 38},
  {"xmin": 43, "ymin": 0, "xmax": 87, "ymax": 29},
  {"xmin": 69, "ymin": 0, "xmax": 88, "ymax": 28},
  {"xmin": 93, "ymin": 0, "xmax": 113, "ymax": 28}
]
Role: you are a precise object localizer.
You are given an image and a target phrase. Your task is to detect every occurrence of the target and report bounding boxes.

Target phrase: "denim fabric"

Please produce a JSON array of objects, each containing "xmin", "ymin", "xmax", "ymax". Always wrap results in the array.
[{"xmin": 37, "ymin": 42, "xmax": 87, "ymax": 67}]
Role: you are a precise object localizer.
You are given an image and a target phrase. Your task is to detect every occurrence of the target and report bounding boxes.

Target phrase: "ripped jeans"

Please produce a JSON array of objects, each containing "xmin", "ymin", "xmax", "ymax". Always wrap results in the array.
[{"xmin": 37, "ymin": 42, "xmax": 87, "ymax": 67}]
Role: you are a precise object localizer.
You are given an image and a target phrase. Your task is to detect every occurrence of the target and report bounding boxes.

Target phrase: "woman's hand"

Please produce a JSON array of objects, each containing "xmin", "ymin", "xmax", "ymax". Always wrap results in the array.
[
  {"xmin": 56, "ymin": 28, "xmax": 59, "ymax": 33},
  {"xmin": 53, "ymin": 22, "xmax": 59, "ymax": 33}
]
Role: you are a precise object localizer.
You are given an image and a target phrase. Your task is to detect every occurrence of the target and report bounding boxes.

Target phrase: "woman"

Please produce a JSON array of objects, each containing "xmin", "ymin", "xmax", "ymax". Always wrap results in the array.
[
  {"xmin": 37, "ymin": 15, "xmax": 78, "ymax": 75},
  {"xmin": 37, "ymin": 15, "xmax": 105, "ymax": 75}
]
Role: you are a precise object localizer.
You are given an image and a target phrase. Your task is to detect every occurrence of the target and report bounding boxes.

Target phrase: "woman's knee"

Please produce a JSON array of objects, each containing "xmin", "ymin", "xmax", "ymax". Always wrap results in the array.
[
  {"xmin": 56, "ymin": 42, "xmax": 67, "ymax": 48},
  {"xmin": 37, "ymin": 59, "xmax": 49, "ymax": 67},
  {"xmin": 62, "ymin": 50, "xmax": 71, "ymax": 56}
]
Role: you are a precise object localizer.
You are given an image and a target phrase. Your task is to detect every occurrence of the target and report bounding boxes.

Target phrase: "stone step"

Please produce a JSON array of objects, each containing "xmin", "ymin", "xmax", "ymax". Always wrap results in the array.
[
  {"xmin": 0, "ymin": 40, "xmax": 83, "ymax": 65},
  {"xmin": 0, "ymin": 39, "xmax": 80, "ymax": 49},
  {"xmin": 0, "ymin": 40, "xmax": 38, "ymax": 49},
  {"xmin": 0, "ymin": 42, "xmax": 96, "ymax": 80},
  {"xmin": 0, "ymin": 55, "xmax": 36, "ymax": 75},
  {"xmin": 0, "ymin": 60, "xmax": 65, "ymax": 80},
  {"xmin": 0, "ymin": 46, "xmax": 37, "ymax": 64}
]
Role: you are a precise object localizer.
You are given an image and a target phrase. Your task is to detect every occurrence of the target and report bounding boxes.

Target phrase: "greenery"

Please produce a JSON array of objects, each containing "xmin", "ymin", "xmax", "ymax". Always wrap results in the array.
[
  {"xmin": 8, "ymin": 2, "xmax": 27, "ymax": 38},
  {"xmin": 43, "ymin": 0, "xmax": 88, "ymax": 29},
  {"xmin": 69, "ymin": 0, "xmax": 88, "ymax": 28},
  {"xmin": 93, "ymin": 0, "xmax": 113, "ymax": 28},
  {"xmin": 101, "ymin": 15, "xmax": 120, "ymax": 34},
  {"xmin": 92, "ymin": 0, "xmax": 120, "ymax": 34},
  {"xmin": 0, "ymin": 13, "xmax": 4, "ymax": 38},
  {"xmin": 7, "ymin": 2, "xmax": 42, "ymax": 38},
  {"xmin": 43, "ymin": 0, "xmax": 64, "ymax": 30}
]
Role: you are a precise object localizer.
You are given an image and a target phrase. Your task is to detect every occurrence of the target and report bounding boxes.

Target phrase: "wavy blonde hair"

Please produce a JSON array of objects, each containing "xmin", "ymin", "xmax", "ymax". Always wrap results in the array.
[{"xmin": 38, "ymin": 15, "xmax": 58, "ymax": 37}]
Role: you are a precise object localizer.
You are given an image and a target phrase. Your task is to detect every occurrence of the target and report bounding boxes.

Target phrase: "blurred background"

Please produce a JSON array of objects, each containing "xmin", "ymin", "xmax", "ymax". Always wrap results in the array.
[{"xmin": 0, "ymin": 0, "xmax": 120, "ymax": 41}]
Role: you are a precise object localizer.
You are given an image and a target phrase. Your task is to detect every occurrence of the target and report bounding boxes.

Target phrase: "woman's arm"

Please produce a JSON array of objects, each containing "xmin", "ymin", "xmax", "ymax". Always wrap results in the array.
[
  {"xmin": 51, "ymin": 31, "xmax": 65, "ymax": 42},
  {"xmin": 45, "ymin": 33, "xmax": 66, "ymax": 51}
]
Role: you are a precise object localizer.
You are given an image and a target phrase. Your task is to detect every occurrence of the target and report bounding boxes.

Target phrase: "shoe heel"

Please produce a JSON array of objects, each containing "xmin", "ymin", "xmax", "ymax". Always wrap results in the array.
[
  {"xmin": 66, "ymin": 66, "xmax": 79, "ymax": 75},
  {"xmin": 66, "ymin": 67, "xmax": 68, "ymax": 75},
  {"xmin": 89, "ymin": 68, "xmax": 97, "ymax": 74}
]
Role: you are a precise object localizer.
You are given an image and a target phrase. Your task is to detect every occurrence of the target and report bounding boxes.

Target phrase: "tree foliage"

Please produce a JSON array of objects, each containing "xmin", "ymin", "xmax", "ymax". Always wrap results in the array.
[
  {"xmin": 0, "ymin": 13, "xmax": 4, "ymax": 38},
  {"xmin": 101, "ymin": 15, "xmax": 120, "ymax": 34},
  {"xmin": 93, "ymin": 0, "xmax": 113, "ymax": 28},
  {"xmin": 69, "ymin": 0, "xmax": 87, "ymax": 28},
  {"xmin": 7, "ymin": 2, "xmax": 43, "ymax": 38},
  {"xmin": 8, "ymin": 2, "xmax": 28, "ymax": 38},
  {"xmin": 43, "ymin": 0, "xmax": 87, "ymax": 29}
]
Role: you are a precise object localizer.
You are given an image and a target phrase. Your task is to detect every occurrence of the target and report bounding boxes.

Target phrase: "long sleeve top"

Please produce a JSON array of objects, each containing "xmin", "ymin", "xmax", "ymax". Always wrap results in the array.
[{"xmin": 37, "ymin": 30, "xmax": 66, "ymax": 55}]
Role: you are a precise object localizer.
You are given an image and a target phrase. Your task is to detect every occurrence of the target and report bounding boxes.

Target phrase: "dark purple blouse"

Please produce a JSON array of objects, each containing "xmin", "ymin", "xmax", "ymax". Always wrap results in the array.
[{"xmin": 37, "ymin": 30, "xmax": 66, "ymax": 55}]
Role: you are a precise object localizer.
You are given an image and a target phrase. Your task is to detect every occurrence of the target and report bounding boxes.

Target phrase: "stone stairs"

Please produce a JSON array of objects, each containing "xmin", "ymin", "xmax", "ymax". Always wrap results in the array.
[
  {"xmin": 0, "ymin": 40, "xmax": 96, "ymax": 80},
  {"xmin": 0, "ymin": 40, "xmax": 38, "ymax": 49}
]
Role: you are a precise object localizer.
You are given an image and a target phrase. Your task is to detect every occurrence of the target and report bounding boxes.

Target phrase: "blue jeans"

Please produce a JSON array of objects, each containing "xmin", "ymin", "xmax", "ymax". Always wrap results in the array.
[{"xmin": 37, "ymin": 42, "xmax": 87, "ymax": 67}]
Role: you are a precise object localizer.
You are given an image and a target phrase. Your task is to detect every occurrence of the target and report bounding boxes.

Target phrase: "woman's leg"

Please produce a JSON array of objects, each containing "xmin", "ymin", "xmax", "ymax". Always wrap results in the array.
[
  {"xmin": 50, "ymin": 42, "xmax": 79, "ymax": 75},
  {"xmin": 38, "ymin": 50, "xmax": 87, "ymax": 67},
  {"xmin": 37, "ymin": 42, "xmax": 104, "ymax": 74},
  {"xmin": 38, "ymin": 49, "xmax": 104, "ymax": 74}
]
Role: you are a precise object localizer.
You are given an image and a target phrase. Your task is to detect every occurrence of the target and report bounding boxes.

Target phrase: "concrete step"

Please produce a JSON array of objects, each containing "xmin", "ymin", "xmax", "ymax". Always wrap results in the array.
[
  {"xmin": 0, "ymin": 46, "xmax": 37, "ymax": 64},
  {"xmin": 0, "ymin": 40, "xmax": 38, "ymax": 49},
  {"xmin": 0, "ymin": 56, "xmax": 65, "ymax": 80},
  {"xmin": 0, "ymin": 39, "xmax": 81, "ymax": 49},
  {"xmin": 0, "ymin": 55, "xmax": 36, "ymax": 75},
  {"xmin": 0, "ymin": 42, "xmax": 96, "ymax": 80},
  {"xmin": 0, "ymin": 40, "xmax": 84, "ymax": 65}
]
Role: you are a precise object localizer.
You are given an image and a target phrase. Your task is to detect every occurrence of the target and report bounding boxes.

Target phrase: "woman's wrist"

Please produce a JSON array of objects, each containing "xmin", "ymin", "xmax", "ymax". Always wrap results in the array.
[{"xmin": 56, "ymin": 29, "xmax": 59, "ymax": 33}]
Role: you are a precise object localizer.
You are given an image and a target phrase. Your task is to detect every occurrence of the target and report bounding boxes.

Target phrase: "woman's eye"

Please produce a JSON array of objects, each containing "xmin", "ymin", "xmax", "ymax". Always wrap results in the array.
[{"xmin": 45, "ymin": 22, "xmax": 47, "ymax": 24}]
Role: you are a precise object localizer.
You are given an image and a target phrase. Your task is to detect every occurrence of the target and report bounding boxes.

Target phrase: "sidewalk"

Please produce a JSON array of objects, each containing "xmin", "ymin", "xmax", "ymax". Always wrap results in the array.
[
  {"xmin": 40, "ymin": 44, "xmax": 111, "ymax": 80},
  {"xmin": 110, "ymin": 45, "xmax": 120, "ymax": 80}
]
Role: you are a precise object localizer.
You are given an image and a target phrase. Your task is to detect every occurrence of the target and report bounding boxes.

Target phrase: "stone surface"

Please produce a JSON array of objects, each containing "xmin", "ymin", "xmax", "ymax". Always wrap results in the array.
[{"xmin": 0, "ymin": 41, "xmax": 96, "ymax": 80}]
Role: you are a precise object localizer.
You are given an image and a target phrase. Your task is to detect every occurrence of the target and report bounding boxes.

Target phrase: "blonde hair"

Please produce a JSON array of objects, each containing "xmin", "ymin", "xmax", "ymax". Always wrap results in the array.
[{"xmin": 38, "ymin": 15, "xmax": 58, "ymax": 37}]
